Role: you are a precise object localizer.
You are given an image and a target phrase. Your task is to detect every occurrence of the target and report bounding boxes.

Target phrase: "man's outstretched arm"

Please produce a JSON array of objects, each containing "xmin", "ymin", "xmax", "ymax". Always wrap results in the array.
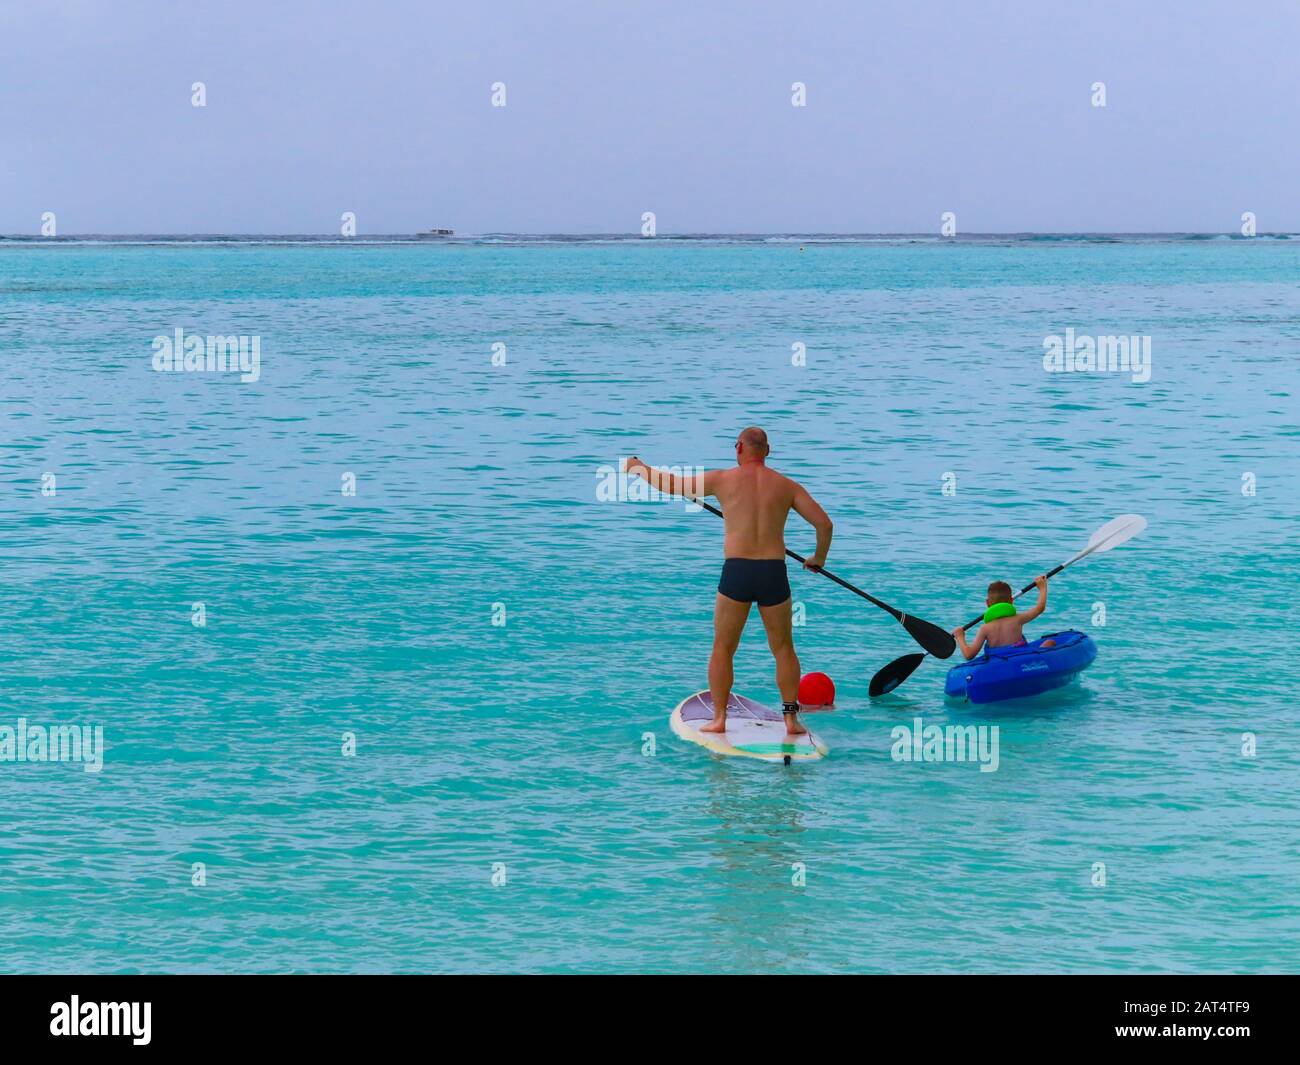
[
  {"xmin": 623, "ymin": 456, "xmax": 715, "ymax": 499},
  {"xmin": 791, "ymin": 484, "xmax": 833, "ymax": 569}
]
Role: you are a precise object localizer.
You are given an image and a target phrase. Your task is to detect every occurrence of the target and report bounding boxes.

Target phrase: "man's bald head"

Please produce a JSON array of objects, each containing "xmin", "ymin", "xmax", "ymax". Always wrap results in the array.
[{"xmin": 736, "ymin": 426, "xmax": 770, "ymax": 463}]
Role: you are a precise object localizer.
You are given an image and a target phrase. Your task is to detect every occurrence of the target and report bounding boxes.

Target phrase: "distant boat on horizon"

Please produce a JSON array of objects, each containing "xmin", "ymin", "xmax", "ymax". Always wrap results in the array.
[{"xmin": 416, "ymin": 228, "xmax": 454, "ymax": 239}]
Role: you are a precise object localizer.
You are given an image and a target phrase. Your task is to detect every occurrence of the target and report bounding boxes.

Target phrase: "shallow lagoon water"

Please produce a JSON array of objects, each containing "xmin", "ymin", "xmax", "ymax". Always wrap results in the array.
[{"xmin": 0, "ymin": 237, "xmax": 1296, "ymax": 972}]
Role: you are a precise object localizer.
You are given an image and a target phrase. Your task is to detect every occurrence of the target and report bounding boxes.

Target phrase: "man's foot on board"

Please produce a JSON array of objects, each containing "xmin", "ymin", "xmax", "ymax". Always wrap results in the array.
[
  {"xmin": 782, "ymin": 704, "xmax": 807, "ymax": 736},
  {"xmin": 699, "ymin": 717, "xmax": 727, "ymax": 734}
]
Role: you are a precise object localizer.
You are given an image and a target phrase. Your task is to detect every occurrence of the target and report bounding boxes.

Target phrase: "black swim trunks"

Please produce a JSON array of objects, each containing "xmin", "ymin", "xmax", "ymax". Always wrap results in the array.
[{"xmin": 718, "ymin": 558, "xmax": 791, "ymax": 607}]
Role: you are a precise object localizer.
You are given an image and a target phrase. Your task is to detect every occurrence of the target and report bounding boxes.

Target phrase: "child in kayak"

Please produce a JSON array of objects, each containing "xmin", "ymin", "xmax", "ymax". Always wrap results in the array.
[{"xmin": 953, "ymin": 575, "xmax": 1052, "ymax": 660}]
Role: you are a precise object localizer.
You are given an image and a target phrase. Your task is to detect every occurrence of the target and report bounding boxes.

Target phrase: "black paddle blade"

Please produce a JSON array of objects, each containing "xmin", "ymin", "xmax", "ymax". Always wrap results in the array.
[
  {"xmin": 901, "ymin": 613, "xmax": 957, "ymax": 659},
  {"xmin": 869, "ymin": 653, "xmax": 926, "ymax": 698}
]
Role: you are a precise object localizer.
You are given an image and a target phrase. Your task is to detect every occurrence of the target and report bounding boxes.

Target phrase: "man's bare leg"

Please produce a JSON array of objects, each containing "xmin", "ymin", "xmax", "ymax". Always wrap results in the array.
[
  {"xmin": 758, "ymin": 597, "xmax": 805, "ymax": 735},
  {"xmin": 703, "ymin": 594, "xmax": 751, "ymax": 733}
]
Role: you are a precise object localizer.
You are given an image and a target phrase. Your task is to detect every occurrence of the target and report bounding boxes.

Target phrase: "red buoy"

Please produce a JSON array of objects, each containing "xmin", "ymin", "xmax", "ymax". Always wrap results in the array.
[{"xmin": 798, "ymin": 672, "xmax": 835, "ymax": 708}]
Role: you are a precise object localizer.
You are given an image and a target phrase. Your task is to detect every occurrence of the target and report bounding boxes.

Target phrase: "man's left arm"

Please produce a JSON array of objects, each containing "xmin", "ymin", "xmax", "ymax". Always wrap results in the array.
[{"xmin": 623, "ymin": 456, "xmax": 715, "ymax": 499}]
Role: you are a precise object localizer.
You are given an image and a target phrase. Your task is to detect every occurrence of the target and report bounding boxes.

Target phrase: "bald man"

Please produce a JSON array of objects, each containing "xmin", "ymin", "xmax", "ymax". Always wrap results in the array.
[{"xmin": 625, "ymin": 427, "xmax": 833, "ymax": 735}]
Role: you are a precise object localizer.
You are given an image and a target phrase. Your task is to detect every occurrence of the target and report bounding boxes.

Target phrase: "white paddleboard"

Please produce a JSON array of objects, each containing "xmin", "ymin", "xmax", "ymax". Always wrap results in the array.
[{"xmin": 670, "ymin": 690, "xmax": 828, "ymax": 764}]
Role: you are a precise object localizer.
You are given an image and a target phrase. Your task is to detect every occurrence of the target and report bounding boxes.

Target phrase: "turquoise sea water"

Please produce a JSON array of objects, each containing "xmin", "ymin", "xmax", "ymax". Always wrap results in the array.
[{"xmin": 1, "ymin": 237, "xmax": 1297, "ymax": 973}]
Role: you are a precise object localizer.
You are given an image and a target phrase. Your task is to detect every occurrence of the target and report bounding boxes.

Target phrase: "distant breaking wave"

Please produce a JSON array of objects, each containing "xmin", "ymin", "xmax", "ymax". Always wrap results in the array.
[{"xmin": 0, "ymin": 231, "xmax": 1294, "ymax": 247}]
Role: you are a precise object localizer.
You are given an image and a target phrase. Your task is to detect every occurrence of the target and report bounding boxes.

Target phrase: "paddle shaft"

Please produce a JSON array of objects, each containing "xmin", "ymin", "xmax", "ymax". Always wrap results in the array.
[
  {"xmin": 956, "ymin": 530, "xmax": 1124, "ymax": 631},
  {"xmin": 693, "ymin": 499, "xmax": 906, "ymax": 622}
]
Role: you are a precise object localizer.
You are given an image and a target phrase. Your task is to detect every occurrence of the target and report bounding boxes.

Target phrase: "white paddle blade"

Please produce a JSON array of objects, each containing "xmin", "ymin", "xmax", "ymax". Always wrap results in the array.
[
  {"xmin": 1061, "ymin": 514, "xmax": 1148, "ymax": 568},
  {"xmin": 1086, "ymin": 513, "xmax": 1148, "ymax": 554}
]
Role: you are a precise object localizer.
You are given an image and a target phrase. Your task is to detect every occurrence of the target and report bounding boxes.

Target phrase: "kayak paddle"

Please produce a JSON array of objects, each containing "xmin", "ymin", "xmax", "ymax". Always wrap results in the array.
[
  {"xmin": 867, "ymin": 513, "xmax": 1149, "ymax": 697},
  {"xmin": 693, "ymin": 499, "xmax": 956, "ymax": 659}
]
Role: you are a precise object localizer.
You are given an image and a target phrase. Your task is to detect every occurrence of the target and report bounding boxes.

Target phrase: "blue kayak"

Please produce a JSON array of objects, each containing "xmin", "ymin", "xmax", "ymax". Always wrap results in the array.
[{"xmin": 944, "ymin": 630, "xmax": 1098, "ymax": 704}]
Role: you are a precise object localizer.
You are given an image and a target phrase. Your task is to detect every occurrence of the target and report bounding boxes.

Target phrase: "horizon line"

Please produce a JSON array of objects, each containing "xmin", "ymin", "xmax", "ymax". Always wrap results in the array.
[{"xmin": 2, "ymin": 230, "xmax": 1292, "ymax": 239}]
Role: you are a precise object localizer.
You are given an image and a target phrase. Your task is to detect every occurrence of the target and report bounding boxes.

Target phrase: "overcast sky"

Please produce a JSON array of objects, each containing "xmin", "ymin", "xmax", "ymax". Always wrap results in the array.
[{"xmin": 2, "ymin": 0, "xmax": 1297, "ymax": 234}]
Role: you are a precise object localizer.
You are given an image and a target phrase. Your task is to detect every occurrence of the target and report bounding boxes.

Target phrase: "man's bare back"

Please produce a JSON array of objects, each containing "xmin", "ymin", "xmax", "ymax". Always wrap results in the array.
[{"xmin": 710, "ymin": 463, "xmax": 826, "ymax": 561}]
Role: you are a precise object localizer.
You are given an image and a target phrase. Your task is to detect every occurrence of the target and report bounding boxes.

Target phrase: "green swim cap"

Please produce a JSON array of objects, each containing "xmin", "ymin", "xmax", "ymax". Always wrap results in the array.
[{"xmin": 983, "ymin": 601, "xmax": 1017, "ymax": 623}]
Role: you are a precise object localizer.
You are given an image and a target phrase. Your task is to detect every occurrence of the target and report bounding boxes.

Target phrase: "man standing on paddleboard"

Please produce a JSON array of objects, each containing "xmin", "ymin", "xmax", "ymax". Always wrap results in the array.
[{"xmin": 624, "ymin": 427, "xmax": 833, "ymax": 735}]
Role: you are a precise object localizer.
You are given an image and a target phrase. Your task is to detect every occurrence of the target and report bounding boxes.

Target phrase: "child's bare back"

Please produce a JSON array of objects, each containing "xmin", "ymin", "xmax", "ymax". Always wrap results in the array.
[
  {"xmin": 954, "ymin": 575, "xmax": 1050, "ymax": 660},
  {"xmin": 980, "ymin": 613, "xmax": 1031, "ymax": 648}
]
